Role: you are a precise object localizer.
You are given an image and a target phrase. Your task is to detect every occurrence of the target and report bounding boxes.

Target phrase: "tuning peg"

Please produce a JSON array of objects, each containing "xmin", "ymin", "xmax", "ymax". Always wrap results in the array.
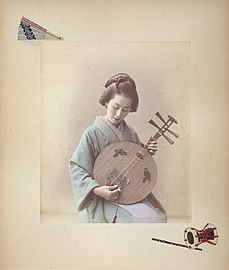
[
  {"xmin": 149, "ymin": 119, "xmax": 160, "ymax": 130},
  {"xmin": 162, "ymin": 133, "xmax": 174, "ymax": 145},
  {"xmin": 166, "ymin": 128, "xmax": 179, "ymax": 138},
  {"xmin": 155, "ymin": 112, "xmax": 166, "ymax": 123},
  {"xmin": 168, "ymin": 115, "xmax": 178, "ymax": 124}
]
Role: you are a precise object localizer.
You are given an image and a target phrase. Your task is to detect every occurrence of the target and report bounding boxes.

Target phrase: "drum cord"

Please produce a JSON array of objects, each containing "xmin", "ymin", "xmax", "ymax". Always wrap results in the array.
[{"xmin": 193, "ymin": 224, "xmax": 219, "ymax": 245}]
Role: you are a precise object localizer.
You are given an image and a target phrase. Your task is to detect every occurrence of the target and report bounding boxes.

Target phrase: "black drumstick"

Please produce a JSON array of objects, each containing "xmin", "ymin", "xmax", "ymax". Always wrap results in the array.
[{"xmin": 152, "ymin": 237, "xmax": 202, "ymax": 251}]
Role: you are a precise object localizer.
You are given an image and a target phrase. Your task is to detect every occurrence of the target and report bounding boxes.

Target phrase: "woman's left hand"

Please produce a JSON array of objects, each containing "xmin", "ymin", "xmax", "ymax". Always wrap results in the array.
[{"xmin": 147, "ymin": 140, "xmax": 158, "ymax": 155}]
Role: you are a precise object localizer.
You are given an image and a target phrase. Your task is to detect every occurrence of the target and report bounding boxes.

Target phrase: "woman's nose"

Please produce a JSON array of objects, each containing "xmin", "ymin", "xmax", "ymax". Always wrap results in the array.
[{"xmin": 116, "ymin": 109, "xmax": 122, "ymax": 117}]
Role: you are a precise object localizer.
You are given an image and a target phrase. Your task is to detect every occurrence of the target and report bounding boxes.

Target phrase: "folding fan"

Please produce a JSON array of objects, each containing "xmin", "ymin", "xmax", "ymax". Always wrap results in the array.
[{"xmin": 18, "ymin": 17, "xmax": 63, "ymax": 40}]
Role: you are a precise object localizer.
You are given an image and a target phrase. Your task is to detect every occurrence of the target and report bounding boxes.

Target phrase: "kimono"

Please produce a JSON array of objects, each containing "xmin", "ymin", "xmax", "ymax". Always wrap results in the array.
[{"xmin": 69, "ymin": 116, "xmax": 167, "ymax": 223}]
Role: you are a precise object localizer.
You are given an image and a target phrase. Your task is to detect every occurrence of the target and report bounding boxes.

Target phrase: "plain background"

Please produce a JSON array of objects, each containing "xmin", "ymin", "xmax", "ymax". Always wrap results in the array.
[
  {"xmin": 0, "ymin": 0, "xmax": 228, "ymax": 269},
  {"xmin": 40, "ymin": 41, "xmax": 190, "ymax": 223}
]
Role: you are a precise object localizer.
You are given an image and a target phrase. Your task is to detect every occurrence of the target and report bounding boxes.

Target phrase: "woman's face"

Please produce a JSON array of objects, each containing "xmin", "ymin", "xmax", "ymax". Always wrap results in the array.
[{"xmin": 105, "ymin": 94, "xmax": 132, "ymax": 125}]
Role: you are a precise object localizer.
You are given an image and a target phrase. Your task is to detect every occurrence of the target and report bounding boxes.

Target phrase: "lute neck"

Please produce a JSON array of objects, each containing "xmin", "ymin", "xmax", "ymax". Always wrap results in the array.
[{"xmin": 143, "ymin": 133, "xmax": 161, "ymax": 150}]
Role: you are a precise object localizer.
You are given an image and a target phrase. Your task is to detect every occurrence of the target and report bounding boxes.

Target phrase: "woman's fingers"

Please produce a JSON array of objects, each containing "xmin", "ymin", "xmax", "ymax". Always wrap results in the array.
[
  {"xmin": 148, "ymin": 141, "xmax": 158, "ymax": 153},
  {"xmin": 93, "ymin": 185, "xmax": 120, "ymax": 201},
  {"xmin": 108, "ymin": 185, "xmax": 119, "ymax": 191},
  {"xmin": 148, "ymin": 141, "xmax": 157, "ymax": 148},
  {"xmin": 109, "ymin": 185, "xmax": 121, "ymax": 201},
  {"xmin": 111, "ymin": 188, "xmax": 120, "ymax": 195}
]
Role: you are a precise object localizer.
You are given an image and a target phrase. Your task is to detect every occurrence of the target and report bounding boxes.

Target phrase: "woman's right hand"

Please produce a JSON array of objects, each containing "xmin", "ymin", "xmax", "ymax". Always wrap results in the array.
[{"xmin": 93, "ymin": 185, "xmax": 120, "ymax": 202}]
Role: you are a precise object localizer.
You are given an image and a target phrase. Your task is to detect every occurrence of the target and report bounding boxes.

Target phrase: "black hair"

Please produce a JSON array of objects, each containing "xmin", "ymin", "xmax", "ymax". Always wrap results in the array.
[{"xmin": 99, "ymin": 73, "xmax": 139, "ymax": 112}]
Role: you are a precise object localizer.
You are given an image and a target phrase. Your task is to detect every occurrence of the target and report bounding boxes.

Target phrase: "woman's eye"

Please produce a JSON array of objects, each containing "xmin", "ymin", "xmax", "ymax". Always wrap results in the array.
[
  {"xmin": 123, "ymin": 108, "xmax": 130, "ymax": 112},
  {"xmin": 112, "ymin": 105, "xmax": 130, "ymax": 112}
]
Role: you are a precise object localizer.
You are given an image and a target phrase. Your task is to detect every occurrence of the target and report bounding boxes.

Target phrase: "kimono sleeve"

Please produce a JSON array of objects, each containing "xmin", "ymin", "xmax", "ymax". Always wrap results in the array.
[{"xmin": 69, "ymin": 129, "xmax": 100, "ymax": 211}]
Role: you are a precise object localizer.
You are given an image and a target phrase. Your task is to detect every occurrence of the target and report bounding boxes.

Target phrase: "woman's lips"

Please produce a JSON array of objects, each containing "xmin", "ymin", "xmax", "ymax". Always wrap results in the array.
[{"xmin": 112, "ymin": 117, "xmax": 120, "ymax": 121}]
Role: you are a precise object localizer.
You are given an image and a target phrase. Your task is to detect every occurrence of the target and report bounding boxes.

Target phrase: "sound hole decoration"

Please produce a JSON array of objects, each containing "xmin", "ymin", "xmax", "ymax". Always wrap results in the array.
[
  {"xmin": 106, "ymin": 169, "xmax": 130, "ymax": 189},
  {"xmin": 93, "ymin": 112, "xmax": 179, "ymax": 204},
  {"xmin": 113, "ymin": 149, "xmax": 127, "ymax": 158},
  {"xmin": 143, "ymin": 168, "xmax": 151, "ymax": 183},
  {"xmin": 136, "ymin": 152, "xmax": 144, "ymax": 160}
]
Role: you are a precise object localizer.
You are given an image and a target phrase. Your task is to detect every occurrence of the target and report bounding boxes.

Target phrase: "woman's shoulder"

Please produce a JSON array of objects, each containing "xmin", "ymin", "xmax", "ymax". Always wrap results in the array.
[
  {"xmin": 82, "ymin": 118, "xmax": 104, "ymax": 139},
  {"xmin": 124, "ymin": 121, "xmax": 139, "ymax": 135},
  {"xmin": 82, "ymin": 125, "xmax": 98, "ymax": 139}
]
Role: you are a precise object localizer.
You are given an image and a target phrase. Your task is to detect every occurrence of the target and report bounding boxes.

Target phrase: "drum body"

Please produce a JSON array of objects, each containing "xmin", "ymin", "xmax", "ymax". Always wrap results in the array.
[
  {"xmin": 184, "ymin": 228, "xmax": 200, "ymax": 249},
  {"xmin": 184, "ymin": 223, "xmax": 219, "ymax": 249},
  {"xmin": 93, "ymin": 141, "xmax": 157, "ymax": 204}
]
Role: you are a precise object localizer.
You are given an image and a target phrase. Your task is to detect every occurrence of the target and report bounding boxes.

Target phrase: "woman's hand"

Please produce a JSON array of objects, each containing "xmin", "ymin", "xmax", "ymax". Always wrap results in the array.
[
  {"xmin": 93, "ymin": 185, "xmax": 121, "ymax": 202},
  {"xmin": 147, "ymin": 140, "xmax": 158, "ymax": 155}
]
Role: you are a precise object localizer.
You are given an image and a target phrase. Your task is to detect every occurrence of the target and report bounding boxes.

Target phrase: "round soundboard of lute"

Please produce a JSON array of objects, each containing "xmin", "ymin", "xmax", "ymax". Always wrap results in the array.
[{"xmin": 93, "ymin": 141, "xmax": 157, "ymax": 204}]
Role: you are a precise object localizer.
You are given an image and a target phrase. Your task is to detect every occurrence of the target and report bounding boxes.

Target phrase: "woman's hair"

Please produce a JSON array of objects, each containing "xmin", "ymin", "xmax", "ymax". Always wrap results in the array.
[{"xmin": 99, "ymin": 73, "xmax": 139, "ymax": 112}]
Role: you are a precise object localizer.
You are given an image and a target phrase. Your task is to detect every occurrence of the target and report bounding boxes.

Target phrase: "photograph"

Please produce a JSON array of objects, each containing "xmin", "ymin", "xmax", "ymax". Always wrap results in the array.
[{"xmin": 40, "ymin": 41, "xmax": 190, "ymax": 224}]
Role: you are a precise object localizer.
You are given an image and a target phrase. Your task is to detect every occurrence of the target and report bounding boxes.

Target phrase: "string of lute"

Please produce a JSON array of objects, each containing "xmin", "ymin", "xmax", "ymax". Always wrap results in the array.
[{"xmin": 109, "ymin": 112, "xmax": 178, "ymax": 188}]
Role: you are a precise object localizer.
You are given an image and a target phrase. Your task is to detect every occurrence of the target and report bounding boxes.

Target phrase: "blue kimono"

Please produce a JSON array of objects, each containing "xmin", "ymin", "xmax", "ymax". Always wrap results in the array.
[{"xmin": 69, "ymin": 116, "xmax": 167, "ymax": 223}]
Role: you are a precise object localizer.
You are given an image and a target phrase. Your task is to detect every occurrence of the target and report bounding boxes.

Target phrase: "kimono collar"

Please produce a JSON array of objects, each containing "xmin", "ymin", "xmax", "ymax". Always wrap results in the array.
[
  {"xmin": 93, "ymin": 116, "xmax": 131, "ymax": 144},
  {"xmin": 100, "ymin": 116, "xmax": 124, "ymax": 141}
]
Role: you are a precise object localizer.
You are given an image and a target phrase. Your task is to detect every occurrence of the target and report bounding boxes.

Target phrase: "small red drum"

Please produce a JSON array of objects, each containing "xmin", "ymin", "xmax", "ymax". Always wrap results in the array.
[{"xmin": 184, "ymin": 223, "xmax": 219, "ymax": 249}]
